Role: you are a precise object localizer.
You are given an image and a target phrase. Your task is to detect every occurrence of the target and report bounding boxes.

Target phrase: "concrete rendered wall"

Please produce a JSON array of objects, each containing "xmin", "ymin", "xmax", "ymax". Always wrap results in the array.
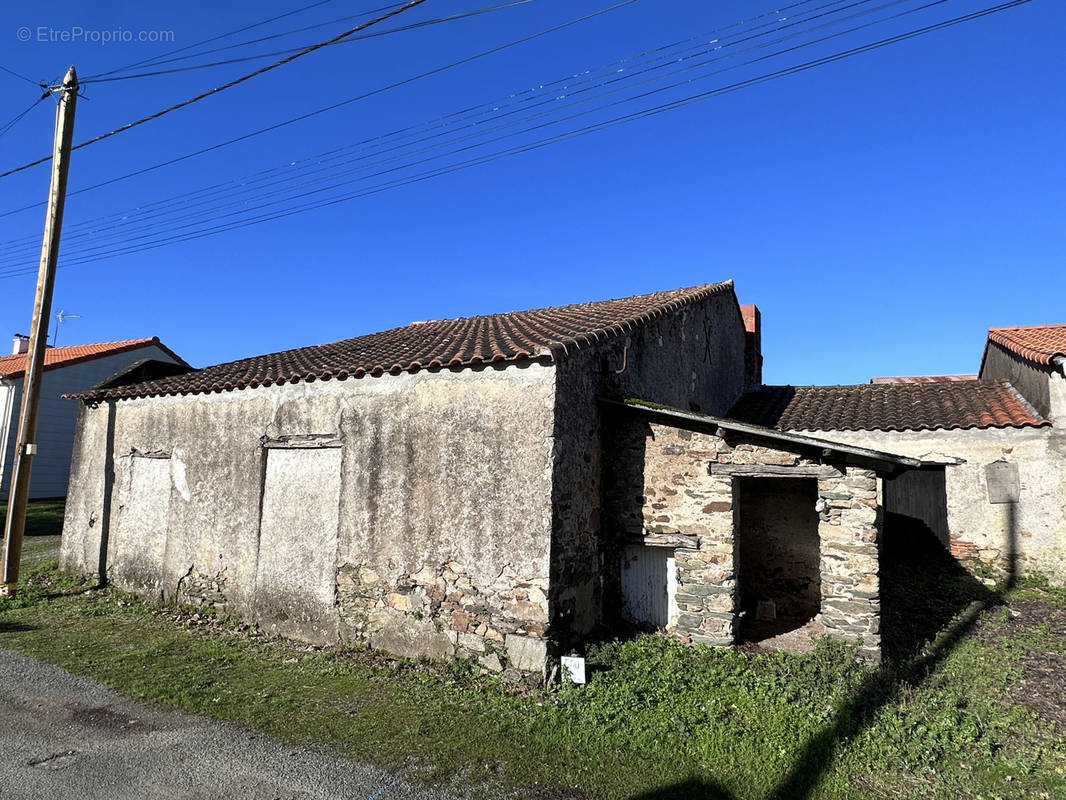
[
  {"xmin": 807, "ymin": 427, "xmax": 1066, "ymax": 584},
  {"xmin": 549, "ymin": 289, "xmax": 748, "ymax": 644},
  {"xmin": 0, "ymin": 345, "xmax": 182, "ymax": 499},
  {"xmin": 61, "ymin": 364, "xmax": 556, "ymax": 672}
]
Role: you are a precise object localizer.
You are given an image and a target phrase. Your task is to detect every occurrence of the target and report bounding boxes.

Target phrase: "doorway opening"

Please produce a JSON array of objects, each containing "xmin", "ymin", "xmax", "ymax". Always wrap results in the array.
[{"xmin": 736, "ymin": 477, "xmax": 821, "ymax": 644}]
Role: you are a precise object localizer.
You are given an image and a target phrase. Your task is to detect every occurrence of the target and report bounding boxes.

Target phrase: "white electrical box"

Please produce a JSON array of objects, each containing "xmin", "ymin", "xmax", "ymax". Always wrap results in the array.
[{"xmin": 561, "ymin": 655, "xmax": 586, "ymax": 684}]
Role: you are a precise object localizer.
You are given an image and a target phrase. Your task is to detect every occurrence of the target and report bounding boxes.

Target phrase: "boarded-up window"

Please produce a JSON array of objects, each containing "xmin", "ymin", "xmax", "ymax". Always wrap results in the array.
[
  {"xmin": 111, "ymin": 454, "xmax": 171, "ymax": 591},
  {"xmin": 255, "ymin": 448, "xmax": 342, "ymax": 623}
]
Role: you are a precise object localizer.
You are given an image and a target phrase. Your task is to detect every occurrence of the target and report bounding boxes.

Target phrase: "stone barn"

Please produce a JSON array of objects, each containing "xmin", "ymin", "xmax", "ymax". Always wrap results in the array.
[
  {"xmin": 58, "ymin": 281, "xmax": 1066, "ymax": 671},
  {"xmin": 62, "ymin": 282, "xmax": 759, "ymax": 673}
]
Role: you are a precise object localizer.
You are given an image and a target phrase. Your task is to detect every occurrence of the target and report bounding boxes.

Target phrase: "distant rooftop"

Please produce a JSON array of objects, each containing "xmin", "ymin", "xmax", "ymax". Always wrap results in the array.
[
  {"xmin": 728, "ymin": 380, "xmax": 1049, "ymax": 432},
  {"xmin": 870, "ymin": 374, "xmax": 978, "ymax": 384},
  {"xmin": 0, "ymin": 338, "xmax": 186, "ymax": 379}
]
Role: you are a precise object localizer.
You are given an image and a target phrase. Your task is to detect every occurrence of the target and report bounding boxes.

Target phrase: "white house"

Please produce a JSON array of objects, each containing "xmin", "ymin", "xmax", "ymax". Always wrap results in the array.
[{"xmin": 0, "ymin": 335, "xmax": 187, "ymax": 499}]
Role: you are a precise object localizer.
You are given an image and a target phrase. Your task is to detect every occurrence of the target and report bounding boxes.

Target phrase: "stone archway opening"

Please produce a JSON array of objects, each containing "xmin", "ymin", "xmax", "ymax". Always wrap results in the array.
[{"xmin": 735, "ymin": 477, "xmax": 821, "ymax": 645}]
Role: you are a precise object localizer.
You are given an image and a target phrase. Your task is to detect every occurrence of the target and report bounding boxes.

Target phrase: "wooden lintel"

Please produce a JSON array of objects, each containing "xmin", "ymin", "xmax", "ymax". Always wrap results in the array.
[
  {"xmin": 629, "ymin": 532, "xmax": 700, "ymax": 549},
  {"xmin": 709, "ymin": 463, "xmax": 842, "ymax": 478}
]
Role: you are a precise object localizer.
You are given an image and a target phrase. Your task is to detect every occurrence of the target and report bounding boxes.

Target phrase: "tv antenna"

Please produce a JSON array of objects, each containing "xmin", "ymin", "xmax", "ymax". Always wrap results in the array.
[{"xmin": 51, "ymin": 309, "xmax": 81, "ymax": 346}]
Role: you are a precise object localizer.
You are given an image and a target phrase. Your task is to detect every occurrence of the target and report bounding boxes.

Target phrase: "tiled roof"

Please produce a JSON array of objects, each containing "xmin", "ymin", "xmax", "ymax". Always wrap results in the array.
[
  {"xmin": 77, "ymin": 282, "xmax": 734, "ymax": 401},
  {"xmin": 987, "ymin": 324, "xmax": 1066, "ymax": 365},
  {"xmin": 0, "ymin": 338, "xmax": 186, "ymax": 379},
  {"xmin": 728, "ymin": 380, "xmax": 1049, "ymax": 432},
  {"xmin": 870, "ymin": 374, "xmax": 978, "ymax": 384}
]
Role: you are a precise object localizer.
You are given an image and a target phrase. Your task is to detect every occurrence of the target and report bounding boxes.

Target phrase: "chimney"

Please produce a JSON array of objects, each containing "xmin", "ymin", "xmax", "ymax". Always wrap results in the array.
[
  {"xmin": 11, "ymin": 334, "xmax": 29, "ymax": 355},
  {"xmin": 740, "ymin": 305, "xmax": 762, "ymax": 389}
]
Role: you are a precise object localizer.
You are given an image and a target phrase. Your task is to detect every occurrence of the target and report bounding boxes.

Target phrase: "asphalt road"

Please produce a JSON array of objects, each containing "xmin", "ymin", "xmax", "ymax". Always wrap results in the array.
[{"xmin": 0, "ymin": 647, "xmax": 459, "ymax": 800}]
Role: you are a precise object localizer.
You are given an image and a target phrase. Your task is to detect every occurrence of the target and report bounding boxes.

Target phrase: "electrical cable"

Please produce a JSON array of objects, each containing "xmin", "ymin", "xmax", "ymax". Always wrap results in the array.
[
  {"xmin": 0, "ymin": 0, "xmax": 1033, "ymax": 276},
  {"xmin": 78, "ymin": 0, "xmax": 538, "ymax": 84},
  {"xmin": 0, "ymin": 0, "xmax": 943, "ymax": 258},
  {"xmin": 0, "ymin": 0, "xmax": 431, "ymax": 181},
  {"xmin": 83, "ymin": 0, "xmax": 352, "ymax": 80},
  {"xmin": 0, "ymin": 0, "xmax": 642, "ymax": 223}
]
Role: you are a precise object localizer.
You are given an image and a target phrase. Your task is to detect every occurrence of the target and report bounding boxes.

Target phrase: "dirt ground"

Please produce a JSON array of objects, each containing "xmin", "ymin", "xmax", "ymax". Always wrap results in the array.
[{"xmin": 1005, "ymin": 594, "xmax": 1066, "ymax": 731}]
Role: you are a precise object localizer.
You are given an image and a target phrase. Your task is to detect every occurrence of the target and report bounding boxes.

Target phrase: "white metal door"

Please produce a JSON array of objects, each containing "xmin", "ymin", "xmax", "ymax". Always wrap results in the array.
[{"xmin": 620, "ymin": 544, "xmax": 677, "ymax": 628}]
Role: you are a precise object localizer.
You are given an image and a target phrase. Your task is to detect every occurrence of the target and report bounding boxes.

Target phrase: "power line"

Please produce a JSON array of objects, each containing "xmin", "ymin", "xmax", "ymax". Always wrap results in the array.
[
  {"xmin": 0, "ymin": 0, "xmax": 1030, "ymax": 277},
  {"xmin": 81, "ymin": 3, "xmax": 407, "ymax": 81},
  {"xmin": 0, "ymin": 0, "xmax": 940, "ymax": 257},
  {"xmin": 79, "ymin": 0, "xmax": 536, "ymax": 85},
  {"xmin": 0, "ymin": 0, "xmax": 947, "ymax": 262},
  {"xmin": 83, "ymin": 0, "xmax": 351, "ymax": 80},
  {"xmin": 0, "ymin": 0, "xmax": 848, "ymax": 251},
  {"xmin": 0, "ymin": 93, "xmax": 50, "ymax": 140},
  {"xmin": 0, "ymin": 0, "xmax": 431, "ymax": 181},
  {"xmin": 0, "ymin": 64, "xmax": 45, "ymax": 88},
  {"xmin": 0, "ymin": 0, "xmax": 641, "ymax": 222}
]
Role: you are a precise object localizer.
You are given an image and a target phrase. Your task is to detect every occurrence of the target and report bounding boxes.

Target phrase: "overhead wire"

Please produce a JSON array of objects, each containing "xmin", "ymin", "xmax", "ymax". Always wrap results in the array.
[
  {"xmin": 0, "ymin": 64, "xmax": 45, "ymax": 88},
  {"xmin": 0, "ymin": 0, "xmax": 1034, "ymax": 276},
  {"xmin": 0, "ymin": 0, "xmax": 845, "ymax": 254},
  {"xmin": 82, "ymin": 0, "xmax": 351, "ymax": 80},
  {"xmin": 0, "ymin": 0, "xmax": 642, "ymax": 223},
  {"xmin": 78, "ymin": 0, "xmax": 539, "ymax": 84},
  {"xmin": 0, "ymin": 0, "xmax": 431, "ymax": 181},
  {"xmin": 0, "ymin": 93, "xmax": 50, "ymax": 140},
  {"xmin": 0, "ymin": 0, "xmax": 945, "ymax": 260}
]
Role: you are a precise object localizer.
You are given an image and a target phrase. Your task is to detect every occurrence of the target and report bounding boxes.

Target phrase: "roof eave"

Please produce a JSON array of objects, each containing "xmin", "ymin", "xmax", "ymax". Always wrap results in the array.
[{"xmin": 606, "ymin": 397, "xmax": 936, "ymax": 471}]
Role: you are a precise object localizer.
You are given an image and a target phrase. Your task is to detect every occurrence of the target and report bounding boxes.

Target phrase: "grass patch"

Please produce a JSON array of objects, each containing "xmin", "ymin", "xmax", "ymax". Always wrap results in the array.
[
  {"xmin": 1, "ymin": 555, "xmax": 1064, "ymax": 800},
  {"xmin": 0, "ymin": 498, "xmax": 65, "ymax": 536}
]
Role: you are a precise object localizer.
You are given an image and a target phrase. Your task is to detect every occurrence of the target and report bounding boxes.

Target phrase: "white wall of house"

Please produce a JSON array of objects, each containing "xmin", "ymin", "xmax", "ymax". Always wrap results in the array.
[{"xmin": 0, "ymin": 345, "xmax": 181, "ymax": 500}]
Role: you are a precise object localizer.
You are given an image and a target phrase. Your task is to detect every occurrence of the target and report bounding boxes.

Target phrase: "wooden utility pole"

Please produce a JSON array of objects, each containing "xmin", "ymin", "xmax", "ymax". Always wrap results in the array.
[{"xmin": 0, "ymin": 66, "xmax": 78, "ymax": 598}]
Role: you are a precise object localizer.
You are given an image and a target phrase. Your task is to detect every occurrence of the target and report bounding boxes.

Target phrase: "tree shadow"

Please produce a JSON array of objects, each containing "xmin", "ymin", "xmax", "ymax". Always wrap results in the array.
[
  {"xmin": 629, "ymin": 777, "xmax": 736, "ymax": 800},
  {"xmin": 0, "ymin": 621, "xmax": 38, "ymax": 633}
]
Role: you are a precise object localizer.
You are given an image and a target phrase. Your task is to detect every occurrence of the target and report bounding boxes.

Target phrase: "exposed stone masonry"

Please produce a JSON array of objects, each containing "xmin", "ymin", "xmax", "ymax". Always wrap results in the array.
[
  {"xmin": 175, "ymin": 566, "xmax": 228, "ymax": 608},
  {"xmin": 335, "ymin": 560, "xmax": 549, "ymax": 675},
  {"xmin": 605, "ymin": 414, "xmax": 884, "ymax": 660}
]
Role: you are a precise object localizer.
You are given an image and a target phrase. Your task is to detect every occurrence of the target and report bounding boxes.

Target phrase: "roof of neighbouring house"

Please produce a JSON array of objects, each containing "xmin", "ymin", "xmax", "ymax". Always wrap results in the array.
[
  {"xmin": 0, "ymin": 337, "xmax": 187, "ymax": 379},
  {"xmin": 870, "ymin": 374, "xmax": 978, "ymax": 384},
  {"xmin": 728, "ymin": 380, "xmax": 1050, "ymax": 432},
  {"xmin": 74, "ymin": 282, "xmax": 736, "ymax": 401},
  {"xmin": 985, "ymin": 324, "xmax": 1066, "ymax": 366}
]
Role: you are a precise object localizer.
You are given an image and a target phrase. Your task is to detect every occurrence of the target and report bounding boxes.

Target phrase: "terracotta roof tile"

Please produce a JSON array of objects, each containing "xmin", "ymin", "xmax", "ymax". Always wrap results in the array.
[
  {"xmin": 78, "ymin": 282, "xmax": 733, "ymax": 401},
  {"xmin": 0, "ymin": 338, "xmax": 186, "ymax": 379},
  {"xmin": 728, "ymin": 380, "xmax": 1049, "ymax": 432},
  {"xmin": 987, "ymin": 324, "xmax": 1066, "ymax": 366}
]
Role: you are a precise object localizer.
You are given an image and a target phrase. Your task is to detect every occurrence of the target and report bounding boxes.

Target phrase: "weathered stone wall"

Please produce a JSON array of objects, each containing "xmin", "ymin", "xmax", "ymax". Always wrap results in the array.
[
  {"xmin": 604, "ymin": 416, "xmax": 883, "ymax": 659},
  {"xmin": 61, "ymin": 364, "xmax": 556, "ymax": 673},
  {"xmin": 808, "ymin": 427, "xmax": 1066, "ymax": 584},
  {"xmin": 548, "ymin": 288, "xmax": 748, "ymax": 643}
]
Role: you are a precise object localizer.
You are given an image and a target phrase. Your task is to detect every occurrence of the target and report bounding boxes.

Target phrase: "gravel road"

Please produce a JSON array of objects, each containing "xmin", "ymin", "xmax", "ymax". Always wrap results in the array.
[{"xmin": 0, "ymin": 646, "xmax": 459, "ymax": 800}]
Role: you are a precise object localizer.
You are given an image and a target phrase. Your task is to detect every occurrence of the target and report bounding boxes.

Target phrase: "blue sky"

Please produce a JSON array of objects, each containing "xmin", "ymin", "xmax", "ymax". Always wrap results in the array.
[{"xmin": 0, "ymin": 0, "xmax": 1062, "ymax": 385}]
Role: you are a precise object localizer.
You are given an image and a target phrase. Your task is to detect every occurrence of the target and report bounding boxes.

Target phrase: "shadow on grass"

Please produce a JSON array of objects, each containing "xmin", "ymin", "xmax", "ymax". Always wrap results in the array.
[
  {"xmin": 630, "ymin": 777, "xmax": 735, "ymax": 800},
  {"xmin": 631, "ymin": 518, "xmax": 1006, "ymax": 800},
  {"xmin": 0, "ymin": 621, "xmax": 38, "ymax": 633},
  {"xmin": 763, "ymin": 515, "xmax": 1009, "ymax": 800}
]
